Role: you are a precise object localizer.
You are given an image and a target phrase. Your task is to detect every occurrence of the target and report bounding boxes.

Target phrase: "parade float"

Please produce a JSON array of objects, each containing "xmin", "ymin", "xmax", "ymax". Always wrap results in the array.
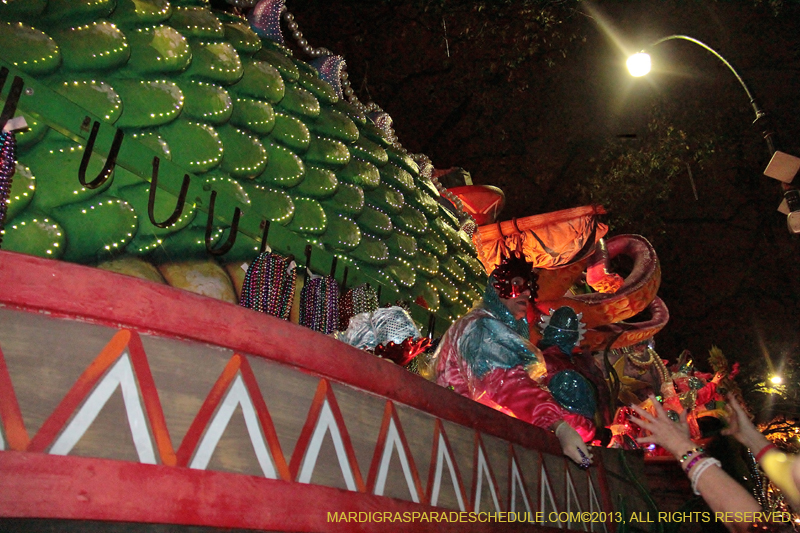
[{"xmin": 0, "ymin": 0, "xmax": 730, "ymax": 531}]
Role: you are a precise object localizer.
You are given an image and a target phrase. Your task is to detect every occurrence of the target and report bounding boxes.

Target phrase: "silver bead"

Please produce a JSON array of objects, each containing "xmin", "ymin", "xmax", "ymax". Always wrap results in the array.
[
  {"xmin": 283, "ymin": 11, "xmax": 293, "ymax": 20},
  {"xmin": 298, "ymin": 38, "xmax": 308, "ymax": 47},
  {"xmin": 287, "ymin": 21, "xmax": 298, "ymax": 31},
  {"xmin": 344, "ymin": 87, "xmax": 354, "ymax": 96},
  {"xmin": 341, "ymin": 71, "xmax": 349, "ymax": 80},
  {"xmin": 292, "ymin": 30, "xmax": 302, "ymax": 39},
  {"xmin": 342, "ymin": 79, "xmax": 350, "ymax": 87}
]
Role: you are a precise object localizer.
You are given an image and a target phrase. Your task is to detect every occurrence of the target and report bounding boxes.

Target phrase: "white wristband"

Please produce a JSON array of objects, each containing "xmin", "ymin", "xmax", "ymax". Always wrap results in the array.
[{"xmin": 690, "ymin": 457, "xmax": 722, "ymax": 495}]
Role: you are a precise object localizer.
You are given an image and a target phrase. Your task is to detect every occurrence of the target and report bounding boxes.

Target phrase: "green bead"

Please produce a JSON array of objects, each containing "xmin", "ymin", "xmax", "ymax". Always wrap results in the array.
[
  {"xmin": 175, "ymin": 80, "xmax": 233, "ymax": 125},
  {"xmin": 222, "ymin": 21, "xmax": 262, "ymax": 55},
  {"xmin": 286, "ymin": 197, "xmax": 326, "ymax": 235},
  {"xmin": 167, "ymin": 5, "xmax": 224, "ymax": 39},
  {"xmin": 230, "ymin": 59, "xmax": 285, "ymax": 104},
  {"xmin": 109, "ymin": 0, "xmax": 173, "ymax": 26},
  {"xmin": 50, "ymin": 21, "xmax": 130, "ymax": 71},
  {"xmin": 4, "ymin": 163, "xmax": 35, "ymax": 221},
  {"xmin": 182, "ymin": 40, "xmax": 243, "ymax": 85},
  {"xmin": 365, "ymin": 183, "xmax": 403, "ymax": 216},
  {"xmin": 158, "ymin": 119, "xmax": 223, "ymax": 173},
  {"xmin": 0, "ymin": 21, "xmax": 60, "ymax": 76},
  {"xmin": 238, "ymin": 182, "xmax": 295, "ymax": 226},
  {"xmin": 290, "ymin": 165, "xmax": 338, "ymax": 199},
  {"xmin": 217, "ymin": 124, "xmax": 268, "ymax": 179},
  {"xmin": 320, "ymin": 182, "xmax": 364, "ymax": 216},
  {"xmin": 1, "ymin": 210, "xmax": 65, "ymax": 259},
  {"xmin": 51, "ymin": 197, "xmax": 138, "ymax": 263},
  {"xmin": 337, "ymin": 158, "xmax": 380, "ymax": 191},
  {"xmin": 257, "ymin": 141, "xmax": 304, "ymax": 188},
  {"xmin": 270, "ymin": 111, "xmax": 310, "ymax": 153},
  {"xmin": 230, "ymin": 97, "xmax": 275, "ymax": 136},
  {"xmin": 276, "ymin": 83, "xmax": 320, "ymax": 119},
  {"xmin": 115, "ymin": 79, "xmax": 185, "ymax": 128},
  {"xmin": 254, "ymin": 47, "xmax": 299, "ymax": 82},
  {"xmin": 320, "ymin": 212, "xmax": 361, "ymax": 252}
]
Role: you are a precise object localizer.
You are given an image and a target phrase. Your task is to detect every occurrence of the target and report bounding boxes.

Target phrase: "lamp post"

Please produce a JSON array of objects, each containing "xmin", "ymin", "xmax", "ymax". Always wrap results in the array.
[
  {"xmin": 627, "ymin": 35, "xmax": 800, "ymax": 233},
  {"xmin": 627, "ymin": 35, "xmax": 775, "ymax": 154}
]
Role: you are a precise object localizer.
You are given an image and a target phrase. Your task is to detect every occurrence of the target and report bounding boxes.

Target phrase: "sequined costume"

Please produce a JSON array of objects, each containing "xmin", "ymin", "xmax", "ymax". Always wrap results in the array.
[{"xmin": 432, "ymin": 278, "xmax": 595, "ymax": 440}]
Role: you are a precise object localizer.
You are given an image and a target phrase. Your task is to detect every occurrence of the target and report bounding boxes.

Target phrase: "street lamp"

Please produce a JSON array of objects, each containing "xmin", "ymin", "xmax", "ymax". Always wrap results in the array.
[{"xmin": 627, "ymin": 35, "xmax": 800, "ymax": 233}]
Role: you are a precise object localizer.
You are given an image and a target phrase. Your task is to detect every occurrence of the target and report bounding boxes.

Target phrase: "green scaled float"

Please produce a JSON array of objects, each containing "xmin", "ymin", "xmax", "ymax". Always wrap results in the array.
[{"xmin": 0, "ymin": 0, "xmax": 487, "ymax": 333}]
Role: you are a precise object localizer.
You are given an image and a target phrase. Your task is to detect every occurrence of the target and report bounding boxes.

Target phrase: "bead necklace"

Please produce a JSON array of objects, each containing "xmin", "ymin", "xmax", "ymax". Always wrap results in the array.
[
  {"xmin": 300, "ymin": 270, "xmax": 340, "ymax": 335},
  {"xmin": 240, "ymin": 252, "xmax": 296, "ymax": 320},
  {"xmin": 338, "ymin": 283, "xmax": 379, "ymax": 331},
  {"xmin": 0, "ymin": 131, "xmax": 16, "ymax": 248}
]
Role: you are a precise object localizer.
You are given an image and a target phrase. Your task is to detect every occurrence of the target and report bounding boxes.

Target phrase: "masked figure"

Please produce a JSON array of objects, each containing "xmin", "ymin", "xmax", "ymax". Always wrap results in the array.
[{"xmin": 431, "ymin": 252, "xmax": 594, "ymax": 467}]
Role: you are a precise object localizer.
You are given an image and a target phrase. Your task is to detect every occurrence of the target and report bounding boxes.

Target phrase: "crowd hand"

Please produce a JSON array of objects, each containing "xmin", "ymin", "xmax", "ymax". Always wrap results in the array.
[
  {"xmin": 629, "ymin": 395, "xmax": 694, "ymax": 459},
  {"xmin": 721, "ymin": 393, "xmax": 770, "ymax": 452},
  {"xmin": 554, "ymin": 421, "xmax": 593, "ymax": 468}
]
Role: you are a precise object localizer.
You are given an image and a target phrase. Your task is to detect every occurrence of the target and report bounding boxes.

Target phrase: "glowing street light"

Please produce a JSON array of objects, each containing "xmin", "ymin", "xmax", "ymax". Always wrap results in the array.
[
  {"xmin": 626, "ymin": 35, "xmax": 771, "ymax": 149},
  {"xmin": 626, "ymin": 35, "xmax": 800, "ymax": 233},
  {"xmin": 626, "ymin": 53, "xmax": 651, "ymax": 77}
]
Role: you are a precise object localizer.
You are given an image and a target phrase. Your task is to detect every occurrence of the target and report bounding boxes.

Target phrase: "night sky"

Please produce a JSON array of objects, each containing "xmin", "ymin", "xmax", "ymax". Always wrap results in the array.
[{"xmin": 287, "ymin": 0, "xmax": 800, "ymax": 415}]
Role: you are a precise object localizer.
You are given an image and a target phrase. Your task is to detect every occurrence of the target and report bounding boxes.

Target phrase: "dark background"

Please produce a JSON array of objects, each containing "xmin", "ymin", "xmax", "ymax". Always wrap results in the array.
[{"xmin": 283, "ymin": 0, "xmax": 800, "ymax": 418}]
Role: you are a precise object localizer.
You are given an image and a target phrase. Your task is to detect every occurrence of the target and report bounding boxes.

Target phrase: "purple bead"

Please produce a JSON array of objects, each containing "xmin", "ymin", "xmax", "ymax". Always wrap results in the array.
[{"xmin": 249, "ymin": 0, "xmax": 285, "ymax": 44}]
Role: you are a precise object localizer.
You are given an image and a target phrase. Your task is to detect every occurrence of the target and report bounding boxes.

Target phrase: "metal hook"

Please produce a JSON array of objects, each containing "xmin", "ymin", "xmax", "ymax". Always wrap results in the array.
[
  {"xmin": 147, "ymin": 157, "xmax": 190, "ymax": 229},
  {"xmin": 0, "ymin": 72, "xmax": 24, "ymax": 131},
  {"xmin": 329, "ymin": 255, "xmax": 338, "ymax": 278},
  {"xmin": 427, "ymin": 313, "xmax": 436, "ymax": 339},
  {"xmin": 79, "ymin": 121, "xmax": 124, "ymax": 189},
  {"xmin": 259, "ymin": 219, "xmax": 271, "ymax": 253},
  {"xmin": 205, "ymin": 190, "xmax": 241, "ymax": 256}
]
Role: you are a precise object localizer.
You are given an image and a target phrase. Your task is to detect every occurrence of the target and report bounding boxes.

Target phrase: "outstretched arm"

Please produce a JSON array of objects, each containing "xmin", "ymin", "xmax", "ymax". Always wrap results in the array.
[{"xmin": 630, "ymin": 396, "xmax": 760, "ymax": 533}]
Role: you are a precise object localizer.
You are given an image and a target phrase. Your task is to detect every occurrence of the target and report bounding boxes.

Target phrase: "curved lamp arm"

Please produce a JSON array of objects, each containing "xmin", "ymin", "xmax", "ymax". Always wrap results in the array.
[{"xmin": 633, "ymin": 35, "xmax": 775, "ymax": 153}]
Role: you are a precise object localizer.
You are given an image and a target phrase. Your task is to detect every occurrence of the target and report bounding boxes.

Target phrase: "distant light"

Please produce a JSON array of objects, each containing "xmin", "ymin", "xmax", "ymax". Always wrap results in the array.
[
  {"xmin": 627, "ymin": 53, "xmax": 652, "ymax": 77},
  {"xmin": 770, "ymin": 375, "xmax": 783, "ymax": 385}
]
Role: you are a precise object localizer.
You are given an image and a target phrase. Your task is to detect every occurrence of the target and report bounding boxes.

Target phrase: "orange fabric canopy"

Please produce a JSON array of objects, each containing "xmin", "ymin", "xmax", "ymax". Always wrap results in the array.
[{"xmin": 476, "ymin": 205, "xmax": 608, "ymax": 272}]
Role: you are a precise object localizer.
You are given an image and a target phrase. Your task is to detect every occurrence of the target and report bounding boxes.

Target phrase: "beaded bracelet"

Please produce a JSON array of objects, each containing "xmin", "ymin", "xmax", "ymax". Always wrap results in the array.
[
  {"xmin": 683, "ymin": 453, "xmax": 709, "ymax": 473},
  {"xmin": 690, "ymin": 457, "xmax": 722, "ymax": 495},
  {"xmin": 754, "ymin": 443, "xmax": 776, "ymax": 462},
  {"xmin": 679, "ymin": 446, "xmax": 704, "ymax": 464}
]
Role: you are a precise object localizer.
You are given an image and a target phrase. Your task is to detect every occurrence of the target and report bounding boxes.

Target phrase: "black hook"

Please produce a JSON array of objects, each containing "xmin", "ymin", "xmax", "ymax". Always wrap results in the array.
[
  {"xmin": 205, "ymin": 190, "xmax": 241, "ymax": 256},
  {"xmin": 79, "ymin": 121, "xmax": 124, "ymax": 189},
  {"xmin": 341, "ymin": 266, "xmax": 349, "ymax": 288},
  {"xmin": 0, "ymin": 72, "xmax": 24, "ymax": 131},
  {"xmin": 329, "ymin": 255, "xmax": 338, "ymax": 278},
  {"xmin": 147, "ymin": 157, "xmax": 191, "ymax": 229},
  {"xmin": 304, "ymin": 244, "xmax": 312, "ymax": 271},
  {"xmin": 376, "ymin": 284, "xmax": 382, "ymax": 304},
  {"xmin": 259, "ymin": 219, "xmax": 271, "ymax": 253},
  {"xmin": 427, "ymin": 313, "xmax": 436, "ymax": 339}
]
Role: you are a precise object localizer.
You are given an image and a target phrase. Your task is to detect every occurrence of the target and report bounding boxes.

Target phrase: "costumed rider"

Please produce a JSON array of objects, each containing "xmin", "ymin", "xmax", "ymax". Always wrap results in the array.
[
  {"xmin": 431, "ymin": 251, "xmax": 595, "ymax": 467},
  {"xmin": 538, "ymin": 307, "xmax": 610, "ymax": 436}
]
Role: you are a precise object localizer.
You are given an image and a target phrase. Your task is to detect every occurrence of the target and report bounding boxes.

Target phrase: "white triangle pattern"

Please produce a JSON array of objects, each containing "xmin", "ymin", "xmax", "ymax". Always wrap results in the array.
[
  {"xmin": 588, "ymin": 473, "xmax": 609, "ymax": 533},
  {"xmin": 49, "ymin": 351, "xmax": 156, "ymax": 463},
  {"xmin": 509, "ymin": 455, "xmax": 532, "ymax": 514},
  {"xmin": 373, "ymin": 417, "xmax": 420, "ymax": 502},
  {"xmin": 540, "ymin": 463, "xmax": 562, "ymax": 527},
  {"xmin": 473, "ymin": 444, "xmax": 501, "ymax": 513},
  {"xmin": 296, "ymin": 398, "xmax": 358, "ymax": 491},
  {"xmin": 189, "ymin": 373, "xmax": 278, "ymax": 479},
  {"xmin": 566, "ymin": 470, "xmax": 589, "ymax": 531},
  {"xmin": 429, "ymin": 432, "xmax": 466, "ymax": 511}
]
